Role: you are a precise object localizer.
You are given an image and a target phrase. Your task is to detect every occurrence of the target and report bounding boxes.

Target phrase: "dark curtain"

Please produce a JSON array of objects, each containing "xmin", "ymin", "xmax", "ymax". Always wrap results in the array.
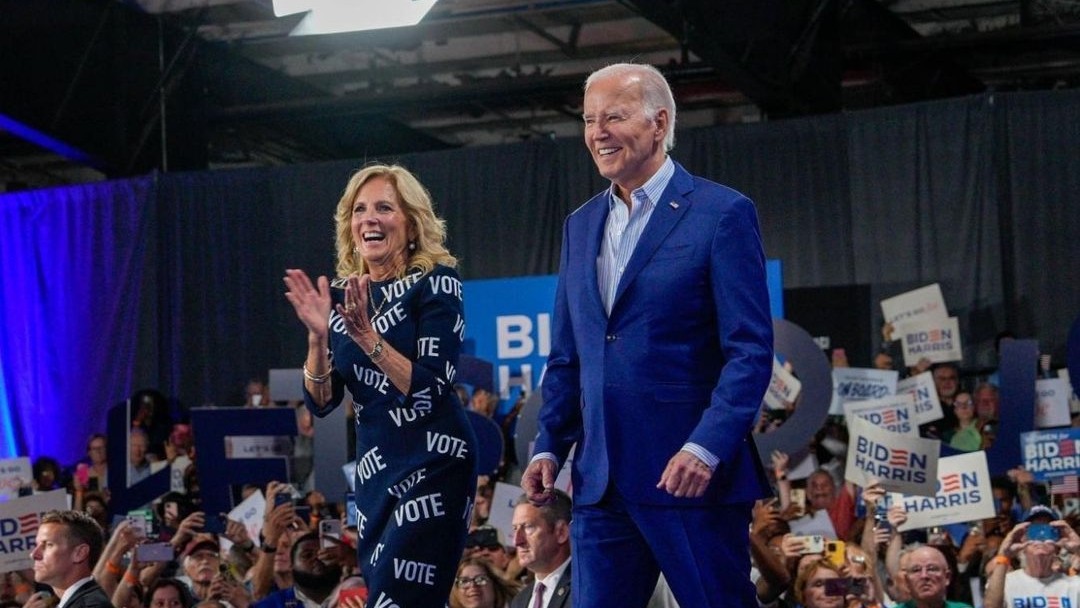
[
  {"xmin": 2, "ymin": 89, "xmax": 1079, "ymax": 459},
  {"xmin": 998, "ymin": 90, "xmax": 1080, "ymax": 367},
  {"xmin": 155, "ymin": 167, "xmax": 286, "ymax": 409}
]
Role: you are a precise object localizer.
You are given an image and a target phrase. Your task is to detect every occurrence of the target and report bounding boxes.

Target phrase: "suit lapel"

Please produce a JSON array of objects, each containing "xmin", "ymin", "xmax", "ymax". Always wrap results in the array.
[
  {"xmin": 580, "ymin": 195, "xmax": 609, "ymax": 317},
  {"xmin": 66, "ymin": 580, "xmax": 101, "ymax": 608},
  {"xmin": 554, "ymin": 563, "xmax": 572, "ymax": 608},
  {"xmin": 610, "ymin": 163, "xmax": 694, "ymax": 311}
]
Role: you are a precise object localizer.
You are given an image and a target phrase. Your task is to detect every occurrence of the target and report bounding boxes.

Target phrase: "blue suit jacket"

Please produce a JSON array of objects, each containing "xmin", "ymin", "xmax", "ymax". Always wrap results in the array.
[{"xmin": 535, "ymin": 161, "xmax": 774, "ymax": 506}]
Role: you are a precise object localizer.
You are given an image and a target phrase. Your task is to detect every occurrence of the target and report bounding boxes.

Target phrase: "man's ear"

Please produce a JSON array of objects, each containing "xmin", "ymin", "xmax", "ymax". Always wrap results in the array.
[
  {"xmin": 72, "ymin": 542, "xmax": 91, "ymax": 565},
  {"xmin": 653, "ymin": 108, "xmax": 670, "ymax": 141},
  {"xmin": 555, "ymin": 520, "xmax": 570, "ymax": 544}
]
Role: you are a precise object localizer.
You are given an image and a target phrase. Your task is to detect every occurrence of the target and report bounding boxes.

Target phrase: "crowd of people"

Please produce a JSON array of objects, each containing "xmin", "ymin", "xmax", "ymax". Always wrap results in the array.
[
  {"xmin": 5, "ymin": 338, "xmax": 1076, "ymax": 608},
  {"xmin": 4, "ymin": 57, "xmax": 1077, "ymax": 608}
]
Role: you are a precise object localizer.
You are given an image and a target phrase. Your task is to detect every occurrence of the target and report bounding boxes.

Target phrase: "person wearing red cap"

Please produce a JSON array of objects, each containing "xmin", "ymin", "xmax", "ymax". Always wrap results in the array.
[{"xmin": 177, "ymin": 535, "xmax": 249, "ymax": 607}]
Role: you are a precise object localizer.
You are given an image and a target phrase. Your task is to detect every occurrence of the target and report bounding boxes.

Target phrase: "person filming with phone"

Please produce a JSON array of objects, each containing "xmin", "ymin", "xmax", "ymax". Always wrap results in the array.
[
  {"xmin": 984, "ymin": 505, "xmax": 1080, "ymax": 608},
  {"xmin": 252, "ymin": 533, "xmax": 343, "ymax": 608}
]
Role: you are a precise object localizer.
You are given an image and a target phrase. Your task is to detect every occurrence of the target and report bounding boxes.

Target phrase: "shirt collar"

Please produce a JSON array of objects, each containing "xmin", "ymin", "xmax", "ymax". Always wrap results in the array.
[
  {"xmin": 534, "ymin": 556, "xmax": 572, "ymax": 590},
  {"xmin": 606, "ymin": 156, "xmax": 675, "ymax": 211},
  {"xmin": 57, "ymin": 576, "xmax": 94, "ymax": 608}
]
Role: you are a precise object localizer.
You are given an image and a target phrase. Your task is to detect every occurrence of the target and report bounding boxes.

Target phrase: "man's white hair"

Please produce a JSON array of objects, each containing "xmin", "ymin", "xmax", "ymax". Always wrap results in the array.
[{"xmin": 584, "ymin": 63, "xmax": 677, "ymax": 152}]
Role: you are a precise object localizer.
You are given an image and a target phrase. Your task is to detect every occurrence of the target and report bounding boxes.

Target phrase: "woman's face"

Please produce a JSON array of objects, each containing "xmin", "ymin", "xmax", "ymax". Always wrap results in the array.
[
  {"xmin": 954, "ymin": 393, "xmax": 975, "ymax": 423},
  {"xmin": 151, "ymin": 585, "xmax": 183, "ymax": 608},
  {"xmin": 350, "ymin": 176, "xmax": 413, "ymax": 279},
  {"xmin": 803, "ymin": 567, "xmax": 844, "ymax": 608},
  {"xmin": 87, "ymin": 437, "xmax": 107, "ymax": 465},
  {"xmin": 454, "ymin": 564, "xmax": 495, "ymax": 608}
]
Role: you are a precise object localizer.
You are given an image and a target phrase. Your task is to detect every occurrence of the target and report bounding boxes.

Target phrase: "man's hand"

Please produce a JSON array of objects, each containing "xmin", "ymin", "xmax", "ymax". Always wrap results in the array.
[
  {"xmin": 171, "ymin": 511, "xmax": 205, "ymax": 549},
  {"xmin": 752, "ymin": 499, "xmax": 782, "ymax": 538},
  {"xmin": 1052, "ymin": 520, "xmax": 1080, "ymax": 553},
  {"xmin": 780, "ymin": 534, "xmax": 807, "ymax": 559},
  {"xmin": 958, "ymin": 526, "xmax": 987, "ymax": 563},
  {"xmin": 521, "ymin": 458, "xmax": 558, "ymax": 505},
  {"xmin": 222, "ymin": 516, "xmax": 251, "ymax": 546},
  {"xmin": 1000, "ymin": 521, "xmax": 1031, "ymax": 559},
  {"xmin": 862, "ymin": 481, "xmax": 886, "ymax": 508},
  {"xmin": 657, "ymin": 451, "xmax": 712, "ymax": 498},
  {"xmin": 887, "ymin": 505, "xmax": 908, "ymax": 530},
  {"xmin": 24, "ymin": 591, "xmax": 58, "ymax": 608}
]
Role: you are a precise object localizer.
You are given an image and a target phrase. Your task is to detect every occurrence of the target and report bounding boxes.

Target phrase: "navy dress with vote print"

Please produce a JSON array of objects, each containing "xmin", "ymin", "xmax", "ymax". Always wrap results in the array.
[{"xmin": 304, "ymin": 264, "xmax": 477, "ymax": 608}]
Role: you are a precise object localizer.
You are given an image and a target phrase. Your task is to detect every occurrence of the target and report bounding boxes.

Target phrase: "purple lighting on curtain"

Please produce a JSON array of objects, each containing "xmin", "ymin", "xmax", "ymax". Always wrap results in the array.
[
  {"xmin": 0, "ymin": 112, "xmax": 103, "ymax": 169},
  {"xmin": 0, "ymin": 178, "xmax": 153, "ymax": 463}
]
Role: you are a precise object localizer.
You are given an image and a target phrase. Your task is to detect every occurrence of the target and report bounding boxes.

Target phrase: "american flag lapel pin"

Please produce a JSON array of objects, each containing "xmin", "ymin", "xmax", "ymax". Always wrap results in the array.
[{"xmin": 669, "ymin": 201, "xmax": 679, "ymax": 209}]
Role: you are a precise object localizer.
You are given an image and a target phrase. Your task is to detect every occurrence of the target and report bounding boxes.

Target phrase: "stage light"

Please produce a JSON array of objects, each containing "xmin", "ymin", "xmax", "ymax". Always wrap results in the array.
[{"xmin": 272, "ymin": 0, "xmax": 440, "ymax": 35}]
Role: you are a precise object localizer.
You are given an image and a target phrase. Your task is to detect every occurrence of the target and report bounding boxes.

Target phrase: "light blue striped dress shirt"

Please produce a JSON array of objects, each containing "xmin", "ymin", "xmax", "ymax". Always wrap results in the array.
[
  {"xmin": 596, "ymin": 158, "xmax": 672, "ymax": 313},
  {"xmin": 593, "ymin": 158, "xmax": 719, "ymax": 471}
]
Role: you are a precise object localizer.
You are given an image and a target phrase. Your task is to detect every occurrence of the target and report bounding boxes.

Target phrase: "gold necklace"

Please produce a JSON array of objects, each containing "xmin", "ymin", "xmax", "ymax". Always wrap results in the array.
[{"xmin": 368, "ymin": 280, "xmax": 388, "ymax": 317}]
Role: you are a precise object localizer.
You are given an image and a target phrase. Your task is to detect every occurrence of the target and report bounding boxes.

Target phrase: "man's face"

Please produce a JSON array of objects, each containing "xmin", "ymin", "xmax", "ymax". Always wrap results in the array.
[
  {"xmin": 992, "ymin": 487, "xmax": 1014, "ymax": 517},
  {"xmin": 293, "ymin": 539, "xmax": 328, "ymax": 576},
  {"xmin": 933, "ymin": 367, "xmax": 959, "ymax": 400},
  {"xmin": 807, "ymin": 472, "xmax": 836, "ymax": 509},
  {"xmin": 975, "ymin": 387, "xmax": 999, "ymax": 420},
  {"xmin": 130, "ymin": 433, "xmax": 148, "ymax": 465},
  {"xmin": 291, "ymin": 538, "xmax": 341, "ymax": 592},
  {"xmin": 246, "ymin": 382, "xmax": 268, "ymax": 406},
  {"xmin": 582, "ymin": 73, "xmax": 668, "ymax": 196},
  {"xmin": 184, "ymin": 546, "xmax": 220, "ymax": 584},
  {"xmin": 511, "ymin": 504, "xmax": 568, "ymax": 576},
  {"xmin": 32, "ymin": 523, "xmax": 87, "ymax": 588},
  {"xmin": 1022, "ymin": 523, "xmax": 1060, "ymax": 572},
  {"xmin": 904, "ymin": 547, "xmax": 950, "ymax": 602}
]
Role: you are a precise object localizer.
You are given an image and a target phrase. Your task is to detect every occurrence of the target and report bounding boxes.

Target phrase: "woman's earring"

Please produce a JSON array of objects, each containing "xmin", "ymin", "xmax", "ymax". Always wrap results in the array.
[
  {"xmin": 408, "ymin": 240, "xmax": 417, "ymax": 251},
  {"xmin": 353, "ymin": 246, "xmax": 360, "ymax": 254}
]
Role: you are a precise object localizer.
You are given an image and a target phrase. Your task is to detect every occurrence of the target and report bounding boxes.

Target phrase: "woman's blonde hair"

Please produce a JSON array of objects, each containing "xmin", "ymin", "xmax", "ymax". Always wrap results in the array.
[
  {"xmin": 793, "ymin": 558, "xmax": 842, "ymax": 606},
  {"xmin": 334, "ymin": 164, "xmax": 457, "ymax": 279}
]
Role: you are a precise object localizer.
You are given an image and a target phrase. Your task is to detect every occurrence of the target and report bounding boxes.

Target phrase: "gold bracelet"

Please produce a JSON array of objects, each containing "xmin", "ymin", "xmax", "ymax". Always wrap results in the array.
[
  {"xmin": 303, "ymin": 363, "xmax": 333, "ymax": 384},
  {"xmin": 367, "ymin": 339, "xmax": 385, "ymax": 362}
]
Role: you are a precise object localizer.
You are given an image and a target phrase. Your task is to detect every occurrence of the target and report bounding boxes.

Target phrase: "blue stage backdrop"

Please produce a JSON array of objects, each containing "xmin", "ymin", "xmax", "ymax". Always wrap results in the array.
[
  {"xmin": 0, "ymin": 179, "xmax": 155, "ymax": 462},
  {"xmin": 462, "ymin": 262, "xmax": 784, "ymax": 413}
]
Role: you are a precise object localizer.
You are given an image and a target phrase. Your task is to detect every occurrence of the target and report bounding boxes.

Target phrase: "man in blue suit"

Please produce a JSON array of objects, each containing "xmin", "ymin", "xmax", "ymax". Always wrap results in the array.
[{"xmin": 521, "ymin": 63, "xmax": 774, "ymax": 607}]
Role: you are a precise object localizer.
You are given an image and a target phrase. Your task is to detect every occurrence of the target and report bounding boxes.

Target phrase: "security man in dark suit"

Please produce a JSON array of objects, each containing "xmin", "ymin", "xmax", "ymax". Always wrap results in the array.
[
  {"xmin": 509, "ymin": 490, "xmax": 572, "ymax": 608},
  {"xmin": 26, "ymin": 510, "xmax": 115, "ymax": 608}
]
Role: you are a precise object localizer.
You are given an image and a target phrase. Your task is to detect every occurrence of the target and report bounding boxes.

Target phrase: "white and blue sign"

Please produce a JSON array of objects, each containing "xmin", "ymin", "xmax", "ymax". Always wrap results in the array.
[{"xmin": 1022, "ymin": 428, "xmax": 1080, "ymax": 481}]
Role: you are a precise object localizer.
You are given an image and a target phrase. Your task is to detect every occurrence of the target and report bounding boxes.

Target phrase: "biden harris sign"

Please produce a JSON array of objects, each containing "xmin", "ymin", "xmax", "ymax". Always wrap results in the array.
[{"xmin": 845, "ymin": 415, "xmax": 939, "ymax": 496}]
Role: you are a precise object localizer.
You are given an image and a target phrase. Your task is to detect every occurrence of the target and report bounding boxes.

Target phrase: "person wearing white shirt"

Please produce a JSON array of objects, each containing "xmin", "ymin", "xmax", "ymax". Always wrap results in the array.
[{"xmin": 984, "ymin": 511, "xmax": 1080, "ymax": 608}]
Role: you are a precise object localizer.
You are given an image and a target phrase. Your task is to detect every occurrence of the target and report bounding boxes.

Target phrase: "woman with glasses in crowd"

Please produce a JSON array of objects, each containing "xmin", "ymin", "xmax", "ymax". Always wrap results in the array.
[
  {"xmin": 449, "ymin": 558, "xmax": 520, "ymax": 608},
  {"xmin": 948, "ymin": 393, "xmax": 982, "ymax": 452}
]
